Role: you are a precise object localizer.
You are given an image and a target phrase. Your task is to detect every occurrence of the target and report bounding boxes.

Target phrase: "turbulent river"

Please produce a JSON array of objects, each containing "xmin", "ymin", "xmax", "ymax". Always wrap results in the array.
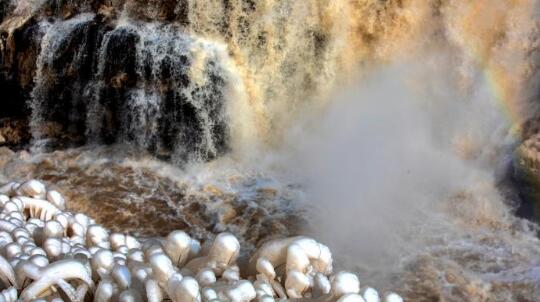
[{"xmin": 2, "ymin": 0, "xmax": 540, "ymax": 301}]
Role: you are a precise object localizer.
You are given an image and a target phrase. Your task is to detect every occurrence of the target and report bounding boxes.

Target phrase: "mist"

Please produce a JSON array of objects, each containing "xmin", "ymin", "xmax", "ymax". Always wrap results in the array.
[{"xmin": 280, "ymin": 63, "xmax": 520, "ymax": 285}]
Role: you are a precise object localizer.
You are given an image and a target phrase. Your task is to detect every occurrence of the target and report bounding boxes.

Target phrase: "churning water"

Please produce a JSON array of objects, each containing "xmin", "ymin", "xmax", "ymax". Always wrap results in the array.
[{"xmin": 2, "ymin": 0, "xmax": 540, "ymax": 300}]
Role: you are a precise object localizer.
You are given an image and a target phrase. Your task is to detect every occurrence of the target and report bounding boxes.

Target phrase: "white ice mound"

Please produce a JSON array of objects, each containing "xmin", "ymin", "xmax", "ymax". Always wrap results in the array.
[{"xmin": 0, "ymin": 180, "xmax": 404, "ymax": 302}]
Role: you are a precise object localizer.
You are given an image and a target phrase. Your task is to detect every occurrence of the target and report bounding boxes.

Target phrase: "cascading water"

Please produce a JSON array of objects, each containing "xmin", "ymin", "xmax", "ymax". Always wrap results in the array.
[
  {"xmin": 28, "ymin": 14, "xmax": 237, "ymax": 161},
  {"xmin": 29, "ymin": 13, "xmax": 96, "ymax": 145},
  {"xmin": 1, "ymin": 0, "xmax": 540, "ymax": 300},
  {"xmin": 84, "ymin": 21, "xmax": 235, "ymax": 162}
]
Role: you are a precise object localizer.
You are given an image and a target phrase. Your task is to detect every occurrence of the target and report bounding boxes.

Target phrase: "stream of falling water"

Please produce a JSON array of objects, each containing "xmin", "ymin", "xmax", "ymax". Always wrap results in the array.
[{"xmin": 3, "ymin": 0, "xmax": 540, "ymax": 301}]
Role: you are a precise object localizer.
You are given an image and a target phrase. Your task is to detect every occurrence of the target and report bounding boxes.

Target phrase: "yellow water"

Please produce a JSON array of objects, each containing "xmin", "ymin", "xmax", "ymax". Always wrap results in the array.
[
  {"xmin": 4, "ymin": 0, "xmax": 540, "ymax": 300},
  {"xmin": 178, "ymin": 0, "xmax": 540, "ymax": 152}
]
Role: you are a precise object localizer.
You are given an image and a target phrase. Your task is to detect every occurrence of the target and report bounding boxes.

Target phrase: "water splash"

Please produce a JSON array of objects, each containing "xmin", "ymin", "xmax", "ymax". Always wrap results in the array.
[
  {"xmin": 276, "ymin": 63, "xmax": 540, "ymax": 301},
  {"xmin": 4, "ymin": 0, "xmax": 540, "ymax": 300}
]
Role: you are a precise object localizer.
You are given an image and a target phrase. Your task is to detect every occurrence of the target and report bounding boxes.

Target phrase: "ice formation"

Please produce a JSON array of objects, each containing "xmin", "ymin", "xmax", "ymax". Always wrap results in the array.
[{"xmin": 0, "ymin": 179, "xmax": 402, "ymax": 302}]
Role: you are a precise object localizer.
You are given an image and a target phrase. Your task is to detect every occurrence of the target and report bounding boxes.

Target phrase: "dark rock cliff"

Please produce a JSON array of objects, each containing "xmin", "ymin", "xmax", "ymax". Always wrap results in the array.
[{"xmin": 0, "ymin": 0, "xmax": 229, "ymax": 160}]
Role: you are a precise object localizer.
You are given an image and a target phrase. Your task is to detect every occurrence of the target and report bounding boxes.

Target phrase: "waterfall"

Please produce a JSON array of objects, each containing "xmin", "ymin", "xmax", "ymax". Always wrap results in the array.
[
  {"xmin": 8, "ymin": 0, "xmax": 540, "ymax": 161},
  {"xmin": 2, "ymin": 1, "xmax": 540, "ymax": 300},
  {"xmin": 28, "ymin": 16, "xmax": 240, "ymax": 162}
]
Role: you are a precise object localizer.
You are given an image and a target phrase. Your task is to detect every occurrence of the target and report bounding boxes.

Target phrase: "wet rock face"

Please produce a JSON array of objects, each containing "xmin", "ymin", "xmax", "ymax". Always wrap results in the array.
[
  {"xmin": 0, "ymin": 18, "xmax": 43, "ymax": 120},
  {"xmin": 0, "ymin": 0, "xmax": 231, "ymax": 162},
  {"xmin": 96, "ymin": 27, "xmax": 139, "ymax": 144},
  {"xmin": 0, "ymin": 118, "xmax": 30, "ymax": 147},
  {"xmin": 512, "ymin": 134, "xmax": 540, "ymax": 222},
  {"xmin": 36, "ymin": 18, "xmax": 103, "ymax": 142},
  {"xmin": 0, "ymin": 1, "xmax": 14, "ymax": 23},
  {"xmin": 124, "ymin": 0, "xmax": 185, "ymax": 22}
]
